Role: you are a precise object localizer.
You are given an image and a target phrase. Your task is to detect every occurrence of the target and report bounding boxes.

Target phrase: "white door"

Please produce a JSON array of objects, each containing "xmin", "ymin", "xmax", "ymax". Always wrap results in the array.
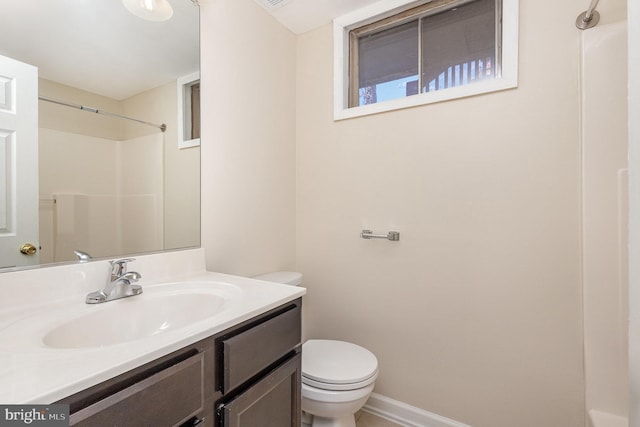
[{"xmin": 0, "ymin": 54, "xmax": 39, "ymax": 268}]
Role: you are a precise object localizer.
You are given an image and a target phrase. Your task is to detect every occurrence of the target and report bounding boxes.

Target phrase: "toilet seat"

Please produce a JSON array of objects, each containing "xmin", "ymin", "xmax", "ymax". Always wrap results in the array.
[
  {"xmin": 302, "ymin": 372, "xmax": 378, "ymax": 391},
  {"xmin": 302, "ymin": 340, "xmax": 378, "ymax": 391}
]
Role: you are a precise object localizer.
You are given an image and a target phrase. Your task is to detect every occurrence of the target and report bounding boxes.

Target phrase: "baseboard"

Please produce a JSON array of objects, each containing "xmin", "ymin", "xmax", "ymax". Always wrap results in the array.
[{"xmin": 362, "ymin": 393, "xmax": 471, "ymax": 427}]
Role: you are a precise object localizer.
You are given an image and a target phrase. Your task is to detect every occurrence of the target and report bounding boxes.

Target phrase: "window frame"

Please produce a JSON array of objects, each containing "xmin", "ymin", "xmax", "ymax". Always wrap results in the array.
[
  {"xmin": 333, "ymin": 0, "xmax": 519, "ymax": 120},
  {"xmin": 177, "ymin": 71, "xmax": 201, "ymax": 149}
]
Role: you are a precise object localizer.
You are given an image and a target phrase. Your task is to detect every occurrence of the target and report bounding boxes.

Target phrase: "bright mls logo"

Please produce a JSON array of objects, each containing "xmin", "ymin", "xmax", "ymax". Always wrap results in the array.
[{"xmin": 0, "ymin": 405, "xmax": 69, "ymax": 426}]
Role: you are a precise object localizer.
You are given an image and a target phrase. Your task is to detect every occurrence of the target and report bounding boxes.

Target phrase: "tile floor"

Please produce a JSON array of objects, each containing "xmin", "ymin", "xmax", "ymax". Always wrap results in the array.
[{"xmin": 355, "ymin": 411, "xmax": 404, "ymax": 427}]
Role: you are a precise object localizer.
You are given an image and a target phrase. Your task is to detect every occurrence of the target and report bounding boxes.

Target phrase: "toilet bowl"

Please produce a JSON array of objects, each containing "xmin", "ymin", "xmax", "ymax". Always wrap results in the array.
[
  {"xmin": 301, "ymin": 339, "xmax": 378, "ymax": 427},
  {"xmin": 253, "ymin": 272, "xmax": 378, "ymax": 427}
]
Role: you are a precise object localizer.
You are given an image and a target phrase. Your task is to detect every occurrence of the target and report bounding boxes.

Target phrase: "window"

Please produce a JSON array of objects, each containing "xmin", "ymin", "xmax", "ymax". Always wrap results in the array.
[
  {"xmin": 333, "ymin": 0, "xmax": 518, "ymax": 120},
  {"xmin": 177, "ymin": 72, "xmax": 201, "ymax": 149}
]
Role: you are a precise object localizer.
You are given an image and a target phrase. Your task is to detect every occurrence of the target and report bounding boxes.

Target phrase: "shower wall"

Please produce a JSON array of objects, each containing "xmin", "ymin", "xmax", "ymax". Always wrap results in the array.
[
  {"xmin": 122, "ymin": 81, "xmax": 201, "ymax": 250},
  {"xmin": 38, "ymin": 129, "xmax": 164, "ymax": 262},
  {"xmin": 629, "ymin": 0, "xmax": 640, "ymax": 424},
  {"xmin": 581, "ymin": 18, "xmax": 629, "ymax": 421}
]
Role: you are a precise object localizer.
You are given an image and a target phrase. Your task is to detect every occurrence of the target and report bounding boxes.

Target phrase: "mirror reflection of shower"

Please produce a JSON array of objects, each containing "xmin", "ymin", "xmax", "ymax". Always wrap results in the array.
[{"xmin": 38, "ymin": 105, "xmax": 166, "ymax": 264}]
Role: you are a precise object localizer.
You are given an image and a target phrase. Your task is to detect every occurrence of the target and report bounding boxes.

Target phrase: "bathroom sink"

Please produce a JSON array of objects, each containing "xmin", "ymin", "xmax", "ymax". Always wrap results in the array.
[{"xmin": 42, "ymin": 292, "xmax": 226, "ymax": 349}]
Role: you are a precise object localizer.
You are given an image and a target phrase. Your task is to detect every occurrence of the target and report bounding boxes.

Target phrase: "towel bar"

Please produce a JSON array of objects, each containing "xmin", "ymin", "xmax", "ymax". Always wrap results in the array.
[{"xmin": 361, "ymin": 230, "xmax": 400, "ymax": 241}]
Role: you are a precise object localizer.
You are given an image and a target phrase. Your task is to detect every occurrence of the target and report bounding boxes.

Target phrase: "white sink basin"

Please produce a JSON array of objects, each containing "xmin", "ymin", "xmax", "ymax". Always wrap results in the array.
[
  {"xmin": 42, "ymin": 292, "xmax": 225, "ymax": 349},
  {"xmin": 0, "ymin": 280, "xmax": 243, "ymax": 351}
]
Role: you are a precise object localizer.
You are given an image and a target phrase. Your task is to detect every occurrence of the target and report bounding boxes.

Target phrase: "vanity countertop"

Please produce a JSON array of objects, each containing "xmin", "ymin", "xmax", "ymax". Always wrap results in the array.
[{"xmin": 0, "ymin": 249, "xmax": 305, "ymax": 404}]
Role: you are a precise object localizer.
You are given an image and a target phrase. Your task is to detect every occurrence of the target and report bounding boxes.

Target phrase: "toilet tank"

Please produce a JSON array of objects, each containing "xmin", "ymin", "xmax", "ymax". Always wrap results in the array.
[{"xmin": 253, "ymin": 271, "xmax": 303, "ymax": 287}]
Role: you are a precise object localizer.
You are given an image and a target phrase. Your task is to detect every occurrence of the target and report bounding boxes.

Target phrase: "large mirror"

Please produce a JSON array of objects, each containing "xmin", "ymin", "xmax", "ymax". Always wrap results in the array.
[{"xmin": 0, "ymin": 0, "xmax": 200, "ymax": 270}]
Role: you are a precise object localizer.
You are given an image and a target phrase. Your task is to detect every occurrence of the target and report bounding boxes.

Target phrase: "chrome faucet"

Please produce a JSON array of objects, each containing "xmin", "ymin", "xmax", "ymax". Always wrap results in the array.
[
  {"xmin": 86, "ymin": 258, "xmax": 143, "ymax": 304},
  {"xmin": 73, "ymin": 250, "xmax": 92, "ymax": 262}
]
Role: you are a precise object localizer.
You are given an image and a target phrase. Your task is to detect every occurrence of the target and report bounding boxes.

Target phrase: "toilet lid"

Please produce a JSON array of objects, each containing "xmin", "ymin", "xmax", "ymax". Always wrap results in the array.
[{"xmin": 302, "ymin": 340, "xmax": 378, "ymax": 389}]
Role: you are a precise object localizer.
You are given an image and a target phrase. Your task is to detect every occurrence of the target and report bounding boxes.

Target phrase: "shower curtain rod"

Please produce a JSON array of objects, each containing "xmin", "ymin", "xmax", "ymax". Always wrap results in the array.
[
  {"xmin": 38, "ymin": 95, "xmax": 167, "ymax": 133},
  {"xmin": 576, "ymin": 0, "xmax": 601, "ymax": 30}
]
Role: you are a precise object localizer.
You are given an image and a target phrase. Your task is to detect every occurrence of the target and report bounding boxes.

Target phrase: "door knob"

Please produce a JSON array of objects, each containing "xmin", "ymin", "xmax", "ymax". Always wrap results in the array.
[{"xmin": 19, "ymin": 243, "xmax": 37, "ymax": 255}]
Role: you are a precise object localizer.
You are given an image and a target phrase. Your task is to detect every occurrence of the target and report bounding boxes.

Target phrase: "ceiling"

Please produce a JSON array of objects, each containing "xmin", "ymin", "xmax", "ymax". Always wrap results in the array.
[
  {"xmin": 252, "ymin": 0, "xmax": 382, "ymax": 34},
  {"xmin": 0, "ymin": 0, "xmax": 199, "ymax": 100}
]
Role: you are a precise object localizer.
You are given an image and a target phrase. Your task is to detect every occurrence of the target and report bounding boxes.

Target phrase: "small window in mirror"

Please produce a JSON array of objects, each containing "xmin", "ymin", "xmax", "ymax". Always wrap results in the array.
[
  {"xmin": 190, "ymin": 82, "xmax": 200, "ymax": 140},
  {"xmin": 178, "ymin": 72, "xmax": 200, "ymax": 149}
]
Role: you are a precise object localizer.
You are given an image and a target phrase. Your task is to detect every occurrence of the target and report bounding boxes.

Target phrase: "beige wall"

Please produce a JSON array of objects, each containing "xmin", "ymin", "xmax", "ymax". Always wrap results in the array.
[
  {"xmin": 200, "ymin": 0, "xmax": 297, "ymax": 276},
  {"xmin": 296, "ymin": 1, "xmax": 584, "ymax": 427},
  {"xmin": 197, "ymin": 0, "xmax": 633, "ymax": 425},
  {"xmin": 39, "ymin": 78, "xmax": 123, "ymax": 139}
]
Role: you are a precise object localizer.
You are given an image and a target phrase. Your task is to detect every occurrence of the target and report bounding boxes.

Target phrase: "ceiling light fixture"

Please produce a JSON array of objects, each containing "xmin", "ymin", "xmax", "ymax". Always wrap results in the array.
[{"xmin": 122, "ymin": 0, "xmax": 174, "ymax": 22}]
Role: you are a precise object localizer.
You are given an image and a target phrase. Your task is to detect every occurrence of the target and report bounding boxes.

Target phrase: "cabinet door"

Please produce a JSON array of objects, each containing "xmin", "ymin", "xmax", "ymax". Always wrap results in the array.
[{"xmin": 219, "ymin": 353, "xmax": 301, "ymax": 427}]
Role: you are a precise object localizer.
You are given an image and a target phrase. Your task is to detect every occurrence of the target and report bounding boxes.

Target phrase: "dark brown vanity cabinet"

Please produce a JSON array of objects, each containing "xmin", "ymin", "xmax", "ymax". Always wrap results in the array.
[
  {"xmin": 57, "ymin": 298, "xmax": 302, "ymax": 427},
  {"xmin": 216, "ymin": 301, "xmax": 302, "ymax": 427}
]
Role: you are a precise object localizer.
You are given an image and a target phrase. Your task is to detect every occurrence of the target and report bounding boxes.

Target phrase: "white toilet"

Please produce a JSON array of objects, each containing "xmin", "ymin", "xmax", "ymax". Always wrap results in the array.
[{"xmin": 253, "ymin": 272, "xmax": 379, "ymax": 427}]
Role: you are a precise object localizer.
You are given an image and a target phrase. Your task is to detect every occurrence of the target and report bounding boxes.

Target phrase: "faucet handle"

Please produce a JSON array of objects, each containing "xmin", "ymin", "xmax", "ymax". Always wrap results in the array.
[{"xmin": 110, "ymin": 258, "xmax": 136, "ymax": 276}]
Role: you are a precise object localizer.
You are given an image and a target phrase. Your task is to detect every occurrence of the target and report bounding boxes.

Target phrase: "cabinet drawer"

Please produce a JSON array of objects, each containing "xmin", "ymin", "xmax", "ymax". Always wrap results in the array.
[
  {"xmin": 70, "ymin": 353, "xmax": 204, "ymax": 427},
  {"xmin": 222, "ymin": 303, "xmax": 300, "ymax": 392}
]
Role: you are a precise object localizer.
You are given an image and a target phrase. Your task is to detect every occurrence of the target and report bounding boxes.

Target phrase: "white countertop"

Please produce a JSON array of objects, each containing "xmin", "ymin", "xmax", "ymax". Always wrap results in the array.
[{"xmin": 0, "ymin": 249, "xmax": 305, "ymax": 404}]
